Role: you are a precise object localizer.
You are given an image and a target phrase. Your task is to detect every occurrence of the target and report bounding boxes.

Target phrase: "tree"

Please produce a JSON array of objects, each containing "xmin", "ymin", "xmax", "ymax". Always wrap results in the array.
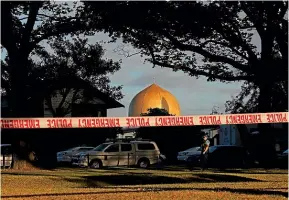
[
  {"xmin": 225, "ymin": 80, "xmax": 288, "ymax": 114},
  {"xmin": 83, "ymin": 1, "xmax": 288, "ymax": 113},
  {"xmin": 1, "ymin": 37, "xmax": 123, "ymax": 117},
  {"xmin": 1, "ymin": 36, "xmax": 124, "ymax": 169},
  {"xmin": 34, "ymin": 37, "xmax": 123, "ymax": 117},
  {"xmin": 140, "ymin": 108, "xmax": 173, "ymax": 116},
  {"xmin": 1, "ymin": 2, "xmax": 125, "ymax": 168},
  {"xmin": 1, "ymin": 1, "xmax": 101, "ymax": 117}
]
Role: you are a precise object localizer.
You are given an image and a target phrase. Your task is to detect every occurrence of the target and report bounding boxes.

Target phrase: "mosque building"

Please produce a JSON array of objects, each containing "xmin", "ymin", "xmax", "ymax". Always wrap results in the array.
[{"xmin": 128, "ymin": 83, "xmax": 181, "ymax": 116}]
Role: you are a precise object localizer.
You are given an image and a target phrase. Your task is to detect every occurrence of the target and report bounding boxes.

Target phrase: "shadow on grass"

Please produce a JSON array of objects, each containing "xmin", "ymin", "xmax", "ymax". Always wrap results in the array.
[
  {"xmin": 213, "ymin": 168, "xmax": 289, "ymax": 175},
  {"xmin": 193, "ymin": 174, "xmax": 262, "ymax": 182},
  {"xmin": 1, "ymin": 172, "xmax": 58, "ymax": 177},
  {"xmin": 2, "ymin": 187, "xmax": 287, "ymax": 199},
  {"xmin": 63, "ymin": 173, "xmax": 261, "ymax": 188}
]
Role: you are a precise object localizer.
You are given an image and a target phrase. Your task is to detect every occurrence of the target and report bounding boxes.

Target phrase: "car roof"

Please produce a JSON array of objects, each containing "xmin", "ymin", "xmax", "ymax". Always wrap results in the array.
[
  {"xmin": 1, "ymin": 144, "xmax": 11, "ymax": 147},
  {"xmin": 78, "ymin": 147, "xmax": 94, "ymax": 148},
  {"xmin": 106, "ymin": 141, "xmax": 155, "ymax": 144},
  {"xmin": 213, "ymin": 145, "xmax": 244, "ymax": 147},
  {"xmin": 130, "ymin": 141, "xmax": 155, "ymax": 143}
]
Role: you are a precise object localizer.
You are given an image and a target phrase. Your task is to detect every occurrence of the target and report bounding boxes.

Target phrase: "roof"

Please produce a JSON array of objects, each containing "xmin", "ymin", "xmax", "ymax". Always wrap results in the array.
[{"xmin": 36, "ymin": 76, "xmax": 124, "ymax": 109}]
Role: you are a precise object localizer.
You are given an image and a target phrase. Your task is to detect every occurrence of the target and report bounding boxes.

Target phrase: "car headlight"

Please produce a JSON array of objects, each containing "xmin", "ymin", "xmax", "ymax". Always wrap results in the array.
[{"xmin": 79, "ymin": 155, "xmax": 87, "ymax": 160}]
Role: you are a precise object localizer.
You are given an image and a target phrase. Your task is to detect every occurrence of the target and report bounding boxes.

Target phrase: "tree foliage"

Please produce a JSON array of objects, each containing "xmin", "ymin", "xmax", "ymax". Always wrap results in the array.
[
  {"xmin": 225, "ymin": 80, "xmax": 288, "ymax": 113},
  {"xmin": 1, "ymin": 1, "xmax": 101, "ymax": 116},
  {"xmin": 1, "ymin": 2, "xmax": 125, "ymax": 117},
  {"xmin": 2, "ymin": 37, "xmax": 123, "ymax": 117},
  {"xmin": 140, "ymin": 108, "xmax": 173, "ymax": 116},
  {"xmin": 83, "ymin": 1, "xmax": 288, "ymax": 113}
]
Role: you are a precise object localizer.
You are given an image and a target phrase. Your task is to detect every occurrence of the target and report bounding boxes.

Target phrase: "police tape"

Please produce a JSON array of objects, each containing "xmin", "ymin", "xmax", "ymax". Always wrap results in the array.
[{"xmin": 0, "ymin": 112, "xmax": 288, "ymax": 129}]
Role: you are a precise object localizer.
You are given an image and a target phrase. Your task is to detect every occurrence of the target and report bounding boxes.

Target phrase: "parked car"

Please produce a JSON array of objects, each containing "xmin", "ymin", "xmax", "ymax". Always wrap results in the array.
[
  {"xmin": 56, "ymin": 146, "xmax": 95, "ymax": 163},
  {"xmin": 1, "ymin": 144, "xmax": 13, "ymax": 168},
  {"xmin": 76, "ymin": 139, "xmax": 161, "ymax": 169},
  {"xmin": 177, "ymin": 146, "xmax": 201, "ymax": 162},
  {"xmin": 186, "ymin": 145, "xmax": 251, "ymax": 169},
  {"xmin": 279, "ymin": 149, "xmax": 288, "ymax": 157},
  {"xmin": 277, "ymin": 149, "xmax": 288, "ymax": 167}
]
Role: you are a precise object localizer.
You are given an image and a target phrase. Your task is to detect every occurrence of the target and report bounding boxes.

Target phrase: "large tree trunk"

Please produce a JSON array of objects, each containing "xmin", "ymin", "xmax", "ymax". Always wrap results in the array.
[
  {"xmin": 9, "ymin": 54, "xmax": 29, "ymax": 117},
  {"xmin": 256, "ymin": 80, "xmax": 277, "ymax": 168},
  {"xmin": 8, "ymin": 54, "xmax": 38, "ymax": 169}
]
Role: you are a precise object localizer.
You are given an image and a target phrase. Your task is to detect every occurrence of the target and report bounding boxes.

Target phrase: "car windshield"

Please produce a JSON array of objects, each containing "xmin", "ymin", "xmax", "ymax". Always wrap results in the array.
[
  {"xmin": 1, "ymin": 146, "xmax": 12, "ymax": 154},
  {"xmin": 209, "ymin": 146, "xmax": 218, "ymax": 153},
  {"xmin": 65, "ymin": 147, "xmax": 79, "ymax": 151},
  {"xmin": 185, "ymin": 147, "xmax": 201, "ymax": 152},
  {"xmin": 93, "ymin": 144, "xmax": 110, "ymax": 152},
  {"xmin": 78, "ymin": 148, "xmax": 93, "ymax": 152}
]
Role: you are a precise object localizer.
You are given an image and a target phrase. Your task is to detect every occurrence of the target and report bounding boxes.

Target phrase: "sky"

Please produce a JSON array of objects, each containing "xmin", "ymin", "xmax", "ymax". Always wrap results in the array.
[{"xmin": 86, "ymin": 33, "xmax": 245, "ymax": 117}]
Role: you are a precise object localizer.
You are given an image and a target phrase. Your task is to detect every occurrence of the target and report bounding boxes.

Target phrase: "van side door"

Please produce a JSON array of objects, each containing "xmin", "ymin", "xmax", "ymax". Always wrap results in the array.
[
  {"xmin": 103, "ymin": 144, "xmax": 120, "ymax": 167},
  {"xmin": 119, "ymin": 144, "xmax": 135, "ymax": 166}
]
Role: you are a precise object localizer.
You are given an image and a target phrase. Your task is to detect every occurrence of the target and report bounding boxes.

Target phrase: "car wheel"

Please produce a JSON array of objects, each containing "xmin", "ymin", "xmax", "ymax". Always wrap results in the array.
[
  {"xmin": 138, "ymin": 158, "xmax": 150, "ymax": 169},
  {"xmin": 90, "ymin": 160, "xmax": 102, "ymax": 169}
]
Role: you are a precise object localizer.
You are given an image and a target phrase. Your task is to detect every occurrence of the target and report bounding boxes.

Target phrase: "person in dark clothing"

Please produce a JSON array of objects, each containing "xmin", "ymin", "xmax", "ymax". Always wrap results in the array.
[{"xmin": 200, "ymin": 135, "xmax": 210, "ymax": 171}]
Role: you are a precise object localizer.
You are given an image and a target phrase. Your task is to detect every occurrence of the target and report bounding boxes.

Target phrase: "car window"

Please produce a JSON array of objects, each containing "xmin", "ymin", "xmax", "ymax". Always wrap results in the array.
[
  {"xmin": 105, "ymin": 144, "xmax": 119, "ymax": 152},
  {"xmin": 185, "ymin": 147, "xmax": 201, "ymax": 152},
  {"xmin": 67, "ymin": 147, "xmax": 79, "ymax": 151},
  {"xmin": 137, "ymin": 143, "xmax": 155, "ymax": 150},
  {"xmin": 121, "ymin": 144, "xmax": 132, "ymax": 152},
  {"xmin": 212, "ymin": 147, "xmax": 228, "ymax": 155},
  {"xmin": 93, "ymin": 144, "xmax": 110, "ymax": 151},
  {"xmin": 78, "ymin": 148, "xmax": 93, "ymax": 151},
  {"xmin": 1, "ymin": 146, "xmax": 12, "ymax": 155}
]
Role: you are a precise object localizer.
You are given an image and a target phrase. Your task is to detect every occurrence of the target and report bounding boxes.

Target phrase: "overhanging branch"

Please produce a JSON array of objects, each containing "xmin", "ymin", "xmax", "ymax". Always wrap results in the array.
[
  {"xmin": 1, "ymin": 3, "xmax": 17, "ymax": 54},
  {"xmin": 200, "ymin": 40, "xmax": 249, "ymax": 60},
  {"xmin": 32, "ymin": 17, "xmax": 83, "ymax": 47},
  {"xmin": 19, "ymin": 2, "xmax": 42, "ymax": 55},
  {"xmin": 162, "ymin": 32, "xmax": 251, "ymax": 74},
  {"xmin": 152, "ymin": 60, "xmax": 253, "ymax": 82}
]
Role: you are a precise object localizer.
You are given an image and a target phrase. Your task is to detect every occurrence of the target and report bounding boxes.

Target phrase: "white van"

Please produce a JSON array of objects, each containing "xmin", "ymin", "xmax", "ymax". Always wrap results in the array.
[
  {"xmin": 1, "ymin": 144, "xmax": 13, "ymax": 168},
  {"xmin": 77, "ymin": 140, "xmax": 161, "ymax": 169}
]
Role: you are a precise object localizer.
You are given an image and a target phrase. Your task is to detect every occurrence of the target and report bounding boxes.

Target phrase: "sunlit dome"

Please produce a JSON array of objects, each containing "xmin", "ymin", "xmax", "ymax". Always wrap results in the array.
[{"xmin": 128, "ymin": 83, "xmax": 181, "ymax": 116}]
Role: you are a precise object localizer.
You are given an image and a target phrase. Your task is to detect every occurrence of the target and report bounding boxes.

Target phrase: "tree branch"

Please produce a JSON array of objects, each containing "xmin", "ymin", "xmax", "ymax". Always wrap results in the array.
[
  {"xmin": 163, "ymin": 32, "xmax": 251, "ymax": 73},
  {"xmin": 200, "ymin": 40, "xmax": 249, "ymax": 60},
  {"xmin": 152, "ymin": 60, "xmax": 253, "ymax": 82},
  {"xmin": 240, "ymin": 2, "xmax": 265, "ymax": 38},
  {"xmin": 57, "ymin": 88, "xmax": 71, "ymax": 110},
  {"xmin": 32, "ymin": 17, "xmax": 83, "ymax": 45},
  {"xmin": 1, "ymin": 2, "xmax": 18, "ymax": 54},
  {"xmin": 226, "ymin": 20, "xmax": 259, "ymax": 63},
  {"xmin": 45, "ymin": 97, "xmax": 56, "ymax": 117},
  {"xmin": 19, "ymin": 2, "xmax": 42, "ymax": 56}
]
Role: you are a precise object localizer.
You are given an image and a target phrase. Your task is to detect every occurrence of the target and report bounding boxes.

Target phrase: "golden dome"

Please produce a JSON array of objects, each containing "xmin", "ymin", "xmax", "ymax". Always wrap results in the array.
[{"xmin": 128, "ymin": 84, "xmax": 181, "ymax": 116}]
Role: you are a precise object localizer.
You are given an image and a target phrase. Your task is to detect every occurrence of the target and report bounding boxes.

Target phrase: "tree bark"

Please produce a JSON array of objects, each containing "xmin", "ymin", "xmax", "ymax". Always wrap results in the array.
[
  {"xmin": 256, "ymin": 76, "xmax": 277, "ymax": 168},
  {"xmin": 9, "ymin": 53, "xmax": 30, "ymax": 117}
]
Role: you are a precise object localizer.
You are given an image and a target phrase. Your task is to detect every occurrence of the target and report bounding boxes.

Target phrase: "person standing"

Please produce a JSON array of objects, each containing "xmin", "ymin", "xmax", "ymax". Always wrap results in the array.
[{"xmin": 200, "ymin": 135, "xmax": 210, "ymax": 171}]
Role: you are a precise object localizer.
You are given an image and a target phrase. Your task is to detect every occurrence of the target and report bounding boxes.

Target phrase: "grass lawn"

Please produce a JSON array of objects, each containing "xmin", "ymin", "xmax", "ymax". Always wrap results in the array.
[{"xmin": 1, "ymin": 166, "xmax": 288, "ymax": 200}]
